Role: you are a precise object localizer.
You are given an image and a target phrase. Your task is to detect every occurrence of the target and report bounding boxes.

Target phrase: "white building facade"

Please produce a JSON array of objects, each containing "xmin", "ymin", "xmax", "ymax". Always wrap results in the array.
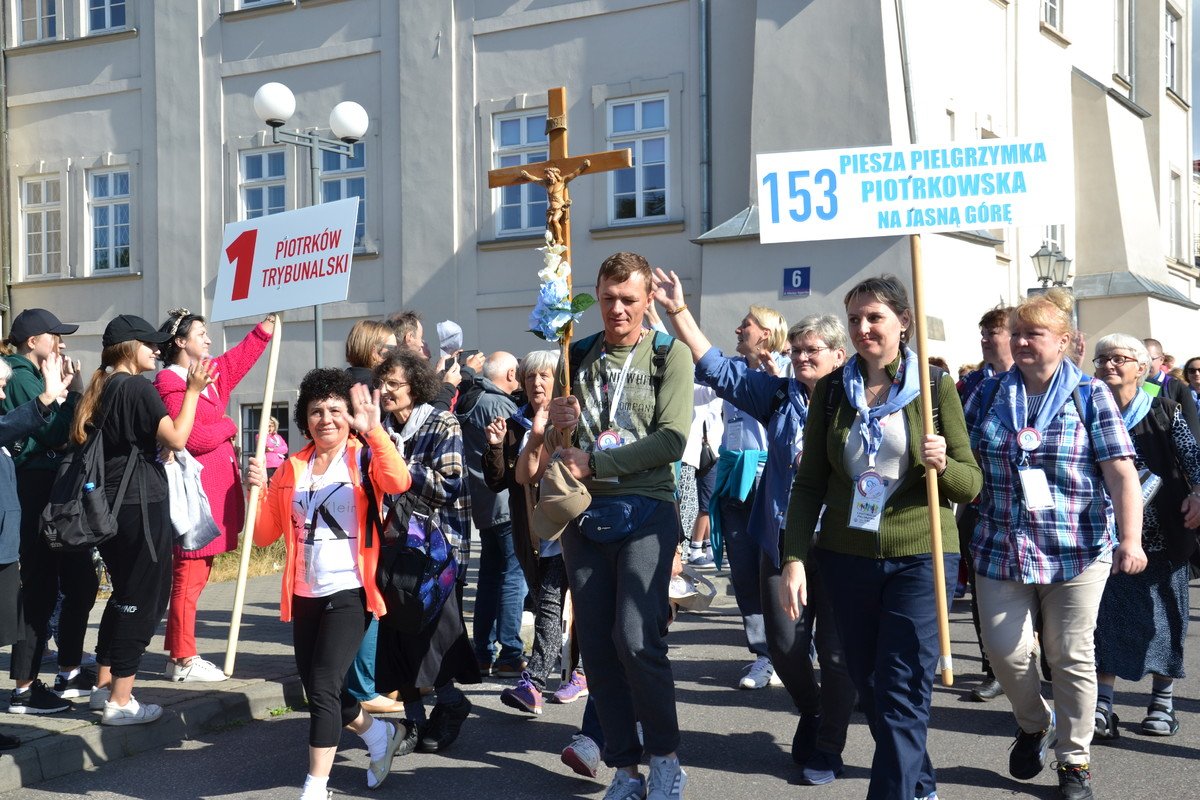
[{"xmin": 2, "ymin": 0, "xmax": 1195, "ymax": 446}]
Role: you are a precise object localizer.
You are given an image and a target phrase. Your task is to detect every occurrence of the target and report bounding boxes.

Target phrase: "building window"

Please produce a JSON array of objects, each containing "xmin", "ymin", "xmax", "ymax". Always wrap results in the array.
[
  {"xmin": 607, "ymin": 95, "xmax": 668, "ymax": 223},
  {"xmin": 88, "ymin": 0, "xmax": 125, "ymax": 32},
  {"xmin": 1165, "ymin": 7, "xmax": 1180, "ymax": 93},
  {"xmin": 1041, "ymin": 0, "xmax": 1061, "ymax": 30},
  {"xmin": 1114, "ymin": 0, "xmax": 1133, "ymax": 81},
  {"xmin": 19, "ymin": 0, "xmax": 57, "ymax": 43},
  {"xmin": 491, "ymin": 111, "xmax": 549, "ymax": 235},
  {"xmin": 90, "ymin": 169, "xmax": 132, "ymax": 272},
  {"xmin": 241, "ymin": 149, "xmax": 286, "ymax": 219},
  {"xmin": 21, "ymin": 177, "xmax": 62, "ymax": 279},
  {"xmin": 1169, "ymin": 172, "xmax": 1182, "ymax": 258},
  {"xmin": 321, "ymin": 142, "xmax": 366, "ymax": 247}
]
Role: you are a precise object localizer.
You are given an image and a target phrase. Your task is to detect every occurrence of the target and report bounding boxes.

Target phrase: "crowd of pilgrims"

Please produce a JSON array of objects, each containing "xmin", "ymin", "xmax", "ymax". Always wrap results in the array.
[{"xmin": 1, "ymin": 250, "xmax": 1198, "ymax": 800}]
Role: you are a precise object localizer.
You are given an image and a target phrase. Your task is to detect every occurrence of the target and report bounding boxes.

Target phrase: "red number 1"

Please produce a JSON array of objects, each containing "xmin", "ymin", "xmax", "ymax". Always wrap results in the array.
[{"xmin": 226, "ymin": 229, "xmax": 258, "ymax": 301}]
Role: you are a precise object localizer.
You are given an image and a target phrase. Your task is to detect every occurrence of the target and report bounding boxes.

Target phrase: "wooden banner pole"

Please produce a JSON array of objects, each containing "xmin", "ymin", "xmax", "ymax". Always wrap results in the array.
[
  {"xmin": 224, "ymin": 314, "xmax": 283, "ymax": 677},
  {"xmin": 909, "ymin": 233, "xmax": 954, "ymax": 687}
]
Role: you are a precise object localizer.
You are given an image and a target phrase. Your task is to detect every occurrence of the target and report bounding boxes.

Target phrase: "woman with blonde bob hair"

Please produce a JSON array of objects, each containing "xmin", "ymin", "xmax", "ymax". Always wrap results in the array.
[
  {"xmin": 1090, "ymin": 332, "xmax": 1200, "ymax": 742},
  {"xmin": 964, "ymin": 290, "xmax": 1144, "ymax": 800},
  {"xmin": 345, "ymin": 320, "xmax": 398, "ymax": 387},
  {"xmin": 78, "ymin": 315, "xmax": 215, "ymax": 725}
]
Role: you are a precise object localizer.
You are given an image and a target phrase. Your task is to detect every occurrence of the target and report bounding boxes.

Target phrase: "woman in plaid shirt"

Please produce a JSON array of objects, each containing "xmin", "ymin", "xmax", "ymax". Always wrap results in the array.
[
  {"xmin": 964, "ymin": 290, "xmax": 1145, "ymax": 800},
  {"xmin": 373, "ymin": 348, "xmax": 480, "ymax": 756}
]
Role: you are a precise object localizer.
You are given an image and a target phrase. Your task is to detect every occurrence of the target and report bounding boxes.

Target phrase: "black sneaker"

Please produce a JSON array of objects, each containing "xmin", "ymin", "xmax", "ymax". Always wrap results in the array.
[
  {"xmin": 8, "ymin": 680, "xmax": 70, "ymax": 715},
  {"xmin": 417, "ymin": 697, "xmax": 472, "ymax": 752},
  {"xmin": 1056, "ymin": 762, "xmax": 1094, "ymax": 800},
  {"xmin": 1009, "ymin": 711, "xmax": 1056, "ymax": 780},
  {"xmin": 53, "ymin": 668, "xmax": 98, "ymax": 699},
  {"xmin": 971, "ymin": 677, "xmax": 1004, "ymax": 702},
  {"xmin": 1093, "ymin": 706, "xmax": 1120, "ymax": 742}
]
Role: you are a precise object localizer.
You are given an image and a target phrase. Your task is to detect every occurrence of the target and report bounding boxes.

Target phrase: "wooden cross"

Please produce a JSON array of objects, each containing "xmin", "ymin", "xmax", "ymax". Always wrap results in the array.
[{"xmin": 487, "ymin": 87, "xmax": 632, "ymax": 393}]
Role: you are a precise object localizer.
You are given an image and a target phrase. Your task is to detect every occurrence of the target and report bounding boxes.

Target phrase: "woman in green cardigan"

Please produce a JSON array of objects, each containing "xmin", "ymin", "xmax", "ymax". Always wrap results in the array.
[{"xmin": 778, "ymin": 274, "xmax": 981, "ymax": 800}]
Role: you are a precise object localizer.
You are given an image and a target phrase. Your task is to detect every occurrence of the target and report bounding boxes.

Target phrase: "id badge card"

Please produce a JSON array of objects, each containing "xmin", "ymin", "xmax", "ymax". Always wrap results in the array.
[
  {"xmin": 848, "ymin": 470, "xmax": 887, "ymax": 532},
  {"xmin": 591, "ymin": 431, "xmax": 621, "ymax": 484},
  {"xmin": 1017, "ymin": 466, "xmax": 1054, "ymax": 511}
]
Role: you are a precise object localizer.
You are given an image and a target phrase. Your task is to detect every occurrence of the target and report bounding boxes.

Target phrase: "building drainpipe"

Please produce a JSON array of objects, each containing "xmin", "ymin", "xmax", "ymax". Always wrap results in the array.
[
  {"xmin": 699, "ymin": 0, "xmax": 712, "ymax": 233},
  {"xmin": 894, "ymin": 0, "xmax": 917, "ymax": 146},
  {"xmin": 0, "ymin": 43, "xmax": 11, "ymax": 335}
]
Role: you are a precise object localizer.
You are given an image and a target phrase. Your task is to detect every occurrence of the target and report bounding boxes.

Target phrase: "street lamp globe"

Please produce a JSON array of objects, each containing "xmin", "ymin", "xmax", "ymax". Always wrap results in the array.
[
  {"xmin": 1052, "ymin": 253, "xmax": 1073, "ymax": 286},
  {"xmin": 329, "ymin": 101, "xmax": 369, "ymax": 143},
  {"xmin": 1030, "ymin": 242, "xmax": 1056, "ymax": 287},
  {"xmin": 254, "ymin": 82, "xmax": 296, "ymax": 128}
]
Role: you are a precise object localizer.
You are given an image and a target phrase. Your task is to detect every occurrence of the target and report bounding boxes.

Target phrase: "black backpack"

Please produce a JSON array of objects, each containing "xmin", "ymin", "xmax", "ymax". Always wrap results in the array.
[{"xmin": 40, "ymin": 375, "xmax": 152, "ymax": 558}]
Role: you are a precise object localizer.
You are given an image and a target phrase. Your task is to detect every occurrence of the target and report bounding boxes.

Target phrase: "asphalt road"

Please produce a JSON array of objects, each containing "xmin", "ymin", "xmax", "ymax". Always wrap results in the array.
[{"xmin": 4, "ymin": 587, "xmax": 1198, "ymax": 799}]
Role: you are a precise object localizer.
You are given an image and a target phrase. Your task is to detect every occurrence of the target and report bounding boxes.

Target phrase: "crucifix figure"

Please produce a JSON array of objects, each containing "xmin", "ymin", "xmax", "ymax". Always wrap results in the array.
[
  {"xmin": 488, "ymin": 87, "xmax": 632, "ymax": 391},
  {"xmin": 520, "ymin": 161, "xmax": 590, "ymax": 245}
]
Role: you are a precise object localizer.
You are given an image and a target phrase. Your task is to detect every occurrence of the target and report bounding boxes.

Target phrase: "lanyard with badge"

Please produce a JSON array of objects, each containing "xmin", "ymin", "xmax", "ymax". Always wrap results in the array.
[
  {"xmin": 593, "ymin": 331, "xmax": 645, "ymax": 451},
  {"xmin": 1012, "ymin": 394, "xmax": 1055, "ymax": 511},
  {"xmin": 295, "ymin": 444, "xmax": 350, "ymax": 581},
  {"xmin": 848, "ymin": 363, "xmax": 906, "ymax": 533}
]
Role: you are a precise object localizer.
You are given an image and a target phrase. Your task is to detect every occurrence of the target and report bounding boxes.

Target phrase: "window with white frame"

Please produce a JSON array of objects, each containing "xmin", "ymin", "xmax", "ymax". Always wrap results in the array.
[
  {"xmin": 88, "ymin": 0, "xmax": 126, "ymax": 33},
  {"xmin": 1044, "ymin": 224, "xmax": 1065, "ymax": 253},
  {"xmin": 1041, "ymin": 0, "xmax": 1061, "ymax": 30},
  {"xmin": 89, "ymin": 169, "xmax": 132, "ymax": 272},
  {"xmin": 607, "ymin": 95, "xmax": 668, "ymax": 223},
  {"xmin": 1165, "ymin": 6, "xmax": 1181, "ymax": 93},
  {"xmin": 241, "ymin": 149, "xmax": 286, "ymax": 219},
  {"xmin": 1115, "ymin": 0, "xmax": 1133, "ymax": 81},
  {"xmin": 492, "ymin": 111, "xmax": 550, "ymax": 235},
  {"xmin": 21, "ymin": 177, "xmax": 63, "ymax": 279},
  {"xmin": 1169, "ymin": 172, "xmax": 1182, "ymax": 258},
  {"xmin": 19, "ymin": 0, "xmax": 57, "ymax": 43},
  {"xmin": 321, "ymin": 142, "xmax": 366, "ymax": 247}
]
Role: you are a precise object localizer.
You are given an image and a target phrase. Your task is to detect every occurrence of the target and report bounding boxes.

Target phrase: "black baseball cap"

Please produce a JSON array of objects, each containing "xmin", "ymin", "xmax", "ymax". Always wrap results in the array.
[
  {"xmin": 9, "ymin": 308, "xmax": 79, "ymax": 342},
  {"xmin": 103, "ymin": 314, "xmax": 174, "ymax": 348}
]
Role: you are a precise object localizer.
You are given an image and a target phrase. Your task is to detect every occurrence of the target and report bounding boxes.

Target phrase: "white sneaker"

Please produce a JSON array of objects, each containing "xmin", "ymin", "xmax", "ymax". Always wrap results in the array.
[
  {"xmin": 101, "ymin": 696, "xmax": 163, "ymax": 726},
  {"xmin": 165, "ymin": 657, "xmax": 227, "ymax": 683},
  {"xmin": 89, "ymin": 686, "xmax": 111, "ymax": 711},
  {"xmin": 647, "ymin": 755, "xmax": 687, "ymax": 800},
  {"xmin": 602, "ymin": 770, "xmax": 647, "ymax": 800},
  {"xmin": 561, "ymin": 733, "xmax": 602, "ymax": 779},
  {"xmin": 738, "ymin": 656, "xmax": 777, "ymax": 690}
]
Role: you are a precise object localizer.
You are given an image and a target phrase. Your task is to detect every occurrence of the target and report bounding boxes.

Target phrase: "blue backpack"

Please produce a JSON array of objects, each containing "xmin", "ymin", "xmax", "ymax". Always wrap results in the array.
[{"xmin": 362, "ymin": 443, "xmax": 457, "ymax": 635}]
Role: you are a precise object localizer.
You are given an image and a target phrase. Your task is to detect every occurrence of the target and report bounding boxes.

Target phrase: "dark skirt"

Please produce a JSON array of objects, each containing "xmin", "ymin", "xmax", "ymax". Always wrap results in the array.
[
  {"xmin": 0, "ymin": 562, "xmax": 22, "ymax": 646},
  {"xmin": 375, "ymin": 585, "xmax": 481, "ymax": 690},
  {"xmin": 1095, "ymin": 549, "xmax": 1189, "ymax": 681}
]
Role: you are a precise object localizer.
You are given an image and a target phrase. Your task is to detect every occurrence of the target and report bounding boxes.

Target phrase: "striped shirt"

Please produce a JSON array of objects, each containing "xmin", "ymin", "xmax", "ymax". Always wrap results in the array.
[{"xmin": 964, "ymin": 375, "xmax": 1135, "ymax": 584}]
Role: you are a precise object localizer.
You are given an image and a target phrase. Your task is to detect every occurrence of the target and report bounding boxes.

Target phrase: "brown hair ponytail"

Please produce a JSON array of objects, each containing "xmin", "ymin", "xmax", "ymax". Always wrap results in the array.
[{"xmin": 70, "ymin": 342, "xmax": 141, "ymax": 444}]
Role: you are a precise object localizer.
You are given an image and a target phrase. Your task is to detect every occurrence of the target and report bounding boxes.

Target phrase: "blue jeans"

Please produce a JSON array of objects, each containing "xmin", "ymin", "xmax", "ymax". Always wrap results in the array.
[
  {"xmin": 345, "ymin": 616, "xmax": 378, "ymax": 702},
  {"xmin": 472, "ymin": 521, "xmax": 527, "ymax": 664},
  {"xmin": 817, "ymin": 549, "xmax": 959, "ymax": 800},
  {"xmin": 580, "ymin": 695, "xmax": 606, "ymax": 749},
  {"xmin": 718, "ymin": 489, "xmax": 768, "ymax": 658}
]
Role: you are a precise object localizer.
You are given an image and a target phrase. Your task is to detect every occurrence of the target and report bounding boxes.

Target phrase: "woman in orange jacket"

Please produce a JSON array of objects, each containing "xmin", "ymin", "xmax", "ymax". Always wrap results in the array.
[{"xmin": 247, "ymin": 368, "xmax": 411, "ymax": 800}]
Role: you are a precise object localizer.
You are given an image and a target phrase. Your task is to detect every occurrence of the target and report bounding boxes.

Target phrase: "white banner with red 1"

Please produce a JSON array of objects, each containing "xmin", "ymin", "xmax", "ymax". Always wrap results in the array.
[{"xmin": 210, "ymin": 197, "xmax": 359, "ymax": 322}]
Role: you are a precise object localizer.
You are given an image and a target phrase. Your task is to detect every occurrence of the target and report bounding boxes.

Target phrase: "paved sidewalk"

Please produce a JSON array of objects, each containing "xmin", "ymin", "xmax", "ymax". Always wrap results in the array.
[{"xmin": 0, "ymin": 571, "xmax": 304, "ymax": 792}]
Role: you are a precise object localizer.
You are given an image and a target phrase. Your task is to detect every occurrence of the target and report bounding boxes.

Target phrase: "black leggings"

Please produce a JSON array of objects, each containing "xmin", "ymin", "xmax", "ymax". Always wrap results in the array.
[
  {"xmin": 96, "ymin": 500, "xmax": 172, "ymax": 678},
  {"xmin": 293, "ymin": 588, "xmax": 371, "ymax": 748},
  {"xmin": 9, "ymin": 470, "xmax": 99, "ymax": 680}
]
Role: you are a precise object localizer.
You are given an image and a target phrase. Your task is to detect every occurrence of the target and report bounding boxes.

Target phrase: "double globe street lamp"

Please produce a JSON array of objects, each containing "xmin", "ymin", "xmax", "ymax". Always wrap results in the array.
[
  {"xmin": 1030, "ymin": 241, "xmax": 1073, "ymax": 288},
  {"xmin": 252, "ymin": 82, "xmax": 369, "ymax": 367}
]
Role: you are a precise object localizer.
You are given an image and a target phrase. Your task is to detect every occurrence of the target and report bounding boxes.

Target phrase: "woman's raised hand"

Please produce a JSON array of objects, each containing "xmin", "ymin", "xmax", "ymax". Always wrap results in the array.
[
  {"xmin": 485, "ymin": 417, "xmax": 506, "ymax": 446},
  {"xmin": 349, "ymin": 383, "xmax": 382, "ymax": 434},
  {"xmin": 530, "ymin": 404, "xmax": 550, "ymax": 438},
  {"xmin": 38, "ymin": 352, "xmax": 68, "ymax": 405},
  {"xmin": 186, "ymin": 358, "xmax": 217, "ymax": 392}
]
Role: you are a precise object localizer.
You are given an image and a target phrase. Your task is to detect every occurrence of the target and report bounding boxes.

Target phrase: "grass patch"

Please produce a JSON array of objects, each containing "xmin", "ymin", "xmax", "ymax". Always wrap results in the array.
[
  {"xmin": 210, "ymin": 540, "xmax": 287, "ymax": 584},
  {"xmin": 268, "ymin": 706, "xmax": 293, "ymax": 717}
]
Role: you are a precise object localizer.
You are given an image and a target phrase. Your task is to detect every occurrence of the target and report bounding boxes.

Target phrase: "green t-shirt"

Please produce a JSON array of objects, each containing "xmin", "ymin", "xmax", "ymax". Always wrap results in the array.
[{"xmin": 570, "ymin": 332, "xmax": 691, "ymax": 502}]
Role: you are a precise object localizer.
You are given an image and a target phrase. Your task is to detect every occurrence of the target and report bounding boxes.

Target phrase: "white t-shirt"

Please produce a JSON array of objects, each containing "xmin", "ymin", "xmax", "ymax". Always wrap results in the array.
[{"xmin": 291, "ymin": 450, "xmax": 362, "ymax": 597}]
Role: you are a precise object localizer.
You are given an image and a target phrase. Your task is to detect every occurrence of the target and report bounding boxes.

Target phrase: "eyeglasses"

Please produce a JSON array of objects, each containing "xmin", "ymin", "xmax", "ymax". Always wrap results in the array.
[
  {"xmin": 1092, "ymin": 355, "xmax": 1137, "ymax": 367},
  {"xmin": 792, "ymin": 346, "xmax": 831, "ymax": 359},
  {"xmin": 380, "ymin": 379, "xmax": 409, "ymax": 392},
  {"xmin": 1187, "ymin": 367, "xmax": 1200, "ymax": 374}
]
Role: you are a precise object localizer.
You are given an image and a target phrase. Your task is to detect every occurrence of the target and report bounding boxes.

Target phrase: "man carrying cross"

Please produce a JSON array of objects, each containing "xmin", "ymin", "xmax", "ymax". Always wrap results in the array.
[{"xmin": 544, "ymin": 252, "xmax": 693, "ymax": 800}]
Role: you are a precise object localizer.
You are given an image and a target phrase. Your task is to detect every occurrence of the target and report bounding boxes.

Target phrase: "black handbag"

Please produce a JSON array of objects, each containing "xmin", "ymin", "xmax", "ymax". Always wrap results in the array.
[{"xmin": 696, "ymin": 422, "xmax": 717, "ymax": 477}]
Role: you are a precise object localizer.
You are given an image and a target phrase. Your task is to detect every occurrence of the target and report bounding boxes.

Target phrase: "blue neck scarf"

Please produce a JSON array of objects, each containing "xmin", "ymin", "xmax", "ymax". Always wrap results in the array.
[
  {"xmin": 1120, "ymin": 387, "xmax": 1152, "ymax": 431},
  {"xmin": 996, "ymin": 358, "xmax": 1083, "ymax": 435},
  {"xmin": 842, "ymin": 348, "xmax": 921, "ymax": 466}
]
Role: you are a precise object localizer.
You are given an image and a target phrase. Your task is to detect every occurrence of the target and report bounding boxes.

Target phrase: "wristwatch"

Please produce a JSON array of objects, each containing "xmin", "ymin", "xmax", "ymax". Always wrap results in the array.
[{"xmin": 587, "ymin": 452, "xmax": 597, "ymax": 476}]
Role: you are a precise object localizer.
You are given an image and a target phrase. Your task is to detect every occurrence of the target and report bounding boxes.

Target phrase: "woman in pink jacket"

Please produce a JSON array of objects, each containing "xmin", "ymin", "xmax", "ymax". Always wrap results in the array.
[{"xmin": 154, "ymin": 309, "xmax": 276, "ymax": 682}]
